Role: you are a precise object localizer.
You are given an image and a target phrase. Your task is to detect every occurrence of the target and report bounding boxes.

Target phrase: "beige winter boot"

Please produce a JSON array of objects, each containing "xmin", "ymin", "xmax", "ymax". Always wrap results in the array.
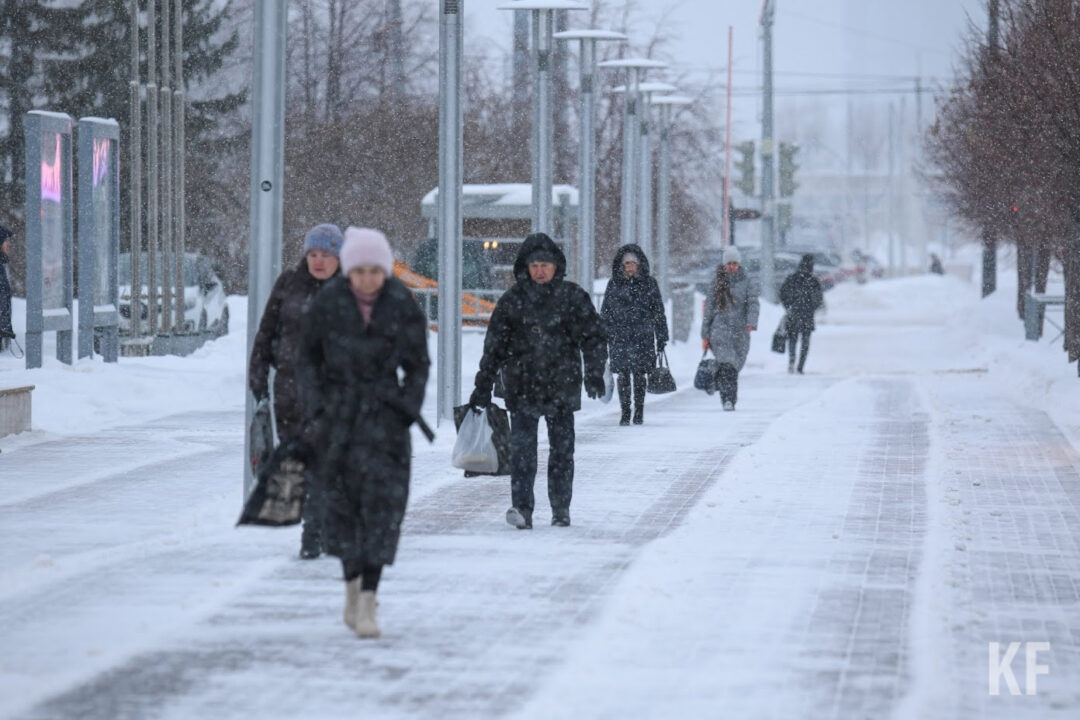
[
  {"xmin": 343, "ymin": 578, "xmax": 361, "ymax": 630},
  {"xmin": 353, "ymin": 590, "xmax": 381, "ymax": 638}
]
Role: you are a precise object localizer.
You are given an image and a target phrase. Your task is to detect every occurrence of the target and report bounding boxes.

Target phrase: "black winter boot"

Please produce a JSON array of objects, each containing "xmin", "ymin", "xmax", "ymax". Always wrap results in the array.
[
  {"xmin": 617, "ymin": 376, "xmax": 632, "ymax": 426},
  {"xmin": 632, "ymin": 372, "xmax": 646, "ymax": 424}
]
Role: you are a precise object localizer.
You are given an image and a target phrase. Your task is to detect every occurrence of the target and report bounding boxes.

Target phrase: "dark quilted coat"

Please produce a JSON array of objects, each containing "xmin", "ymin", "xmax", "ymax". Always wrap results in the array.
[
  {"xmin": 296, "ymin": 275, "xmax": 429, "ymax": 567},
  {"xmin": 779, "ymin": 255, "xmax": 824, "ymax": 334},
  {"xmin": 600, "ymin": 244, "xmax": 668, "ymax": 374},
  {"xmin": 472, "ymin": 233, "xmax": 607, "ymax": 417},
  {"xmin": 248, "ymin": 260, "xmax": 337, "ymax": 441}
]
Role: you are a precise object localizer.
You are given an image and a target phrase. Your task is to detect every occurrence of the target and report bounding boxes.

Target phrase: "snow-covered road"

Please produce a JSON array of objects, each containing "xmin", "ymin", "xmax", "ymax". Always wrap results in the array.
[{"xmin": 1, "ymin": 270, "xmax": 1078, "ymax": 719}]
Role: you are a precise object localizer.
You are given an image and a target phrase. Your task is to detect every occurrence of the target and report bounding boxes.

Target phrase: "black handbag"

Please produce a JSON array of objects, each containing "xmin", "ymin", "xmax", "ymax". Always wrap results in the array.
[
  {"xmin": 694, "ymin": 350, "xmax": 719, "ymax": 395},
  {"xmin": 647, "ymin": 350, "xmax": 677, "ymax": 394},
  {"xmin": 237, "ymin": 440, "xmax": 311, "ymax": 527},
  {"xmin": 453, "ymin": 403, "xmax": 511, "ymax": 477},
  {"xmin": 771, "ymin": 314, "xmax": 788, "ymax": 354}
]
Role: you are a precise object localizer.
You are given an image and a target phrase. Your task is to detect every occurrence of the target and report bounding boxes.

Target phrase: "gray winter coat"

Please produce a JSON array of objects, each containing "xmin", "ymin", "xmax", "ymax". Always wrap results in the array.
[{"xmin": 701, "ymin": 266, "xmax": 760, "ymax": 371}]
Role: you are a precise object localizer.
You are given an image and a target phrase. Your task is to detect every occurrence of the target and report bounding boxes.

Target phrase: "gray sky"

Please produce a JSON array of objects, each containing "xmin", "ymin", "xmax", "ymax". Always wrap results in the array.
[{"xmin": 463, "ymin": 0, "xmax": 987, "ymax": 163}]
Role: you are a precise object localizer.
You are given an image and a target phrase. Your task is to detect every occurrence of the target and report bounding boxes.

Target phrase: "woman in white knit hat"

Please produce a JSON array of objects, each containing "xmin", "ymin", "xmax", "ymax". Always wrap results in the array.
[{"xmin": 297, "ymin": 227, "xmax": 430, "ymax": 638}]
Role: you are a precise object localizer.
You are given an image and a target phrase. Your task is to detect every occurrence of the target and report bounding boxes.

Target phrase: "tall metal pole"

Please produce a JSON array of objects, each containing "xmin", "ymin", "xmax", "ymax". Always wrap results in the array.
[
  {"xmin": 657, "ymin": 103, "xmax": 672, "ymax": 300},
  {"xmin": 244, "ymin": 0, "xmax": 287, "ymax": 497},
  {"xmin": 173, "ymin": 0, "xmax": 186, "ymax": 330},
  {"xmin": 129, "ymin": 0, "xmax": 142, "ymax": 338},
  {"xmin": 437, "ymin": 0, "xmax": 463, "ymax": 425},
  {"xmin": 634, "ymin": 84, "xmax": 675, "ymax": 256},
  {"xmin": 638, "ymin": 95, "xmax": 653, "ymax": 256},
  {"xmin": 146, "ymin": 0, "xmax": 159, "ymax": 334},
  {"xmin": 621, "ymin": 70, "xmax": 639, "ymax": 247},
  {"xmin": 759, "ymin": 0, "xmax": 777, "ymax": 302},
  {"xmin": 556, "ymin": 29, "xmax": 627, "ymax": 294},
  {"xmin": 160, "ymin": 0, "xmax": 173, "ymax": 332},
  {"xmin": 653, "ymin": 95, "xmax": 691, "ymax": 302},
  {"xmin": 531, "ymin": 9, "xmax": 553, "ymax": 233},
  {"xmin": 579, "ymin": 37, "xmax": 596, "ymax": 288},
  {"xmin": 722, "ymin": 26, "xmax": 733, "ymax": 246}
]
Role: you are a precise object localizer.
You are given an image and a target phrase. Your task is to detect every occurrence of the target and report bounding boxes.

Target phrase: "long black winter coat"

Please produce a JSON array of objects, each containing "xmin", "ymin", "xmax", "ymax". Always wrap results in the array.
[
  {"xmin": 779, "ymin": 256, "xmax": 824, "ymax": 334},
  {"xmin": 473, "ymin": 233, "xmax": 607, "ymax": 417},
  {"xmin": 0, "ymin": 250, "xmax": 12, "ymax": 335},
  {"xmin": 297, "ymin": 275, "xmax": 429, "ymax": 567},
  {"xmin": 601, "ymin": 244, "xmax": 668, "ymax": 374},
  {"xmin": 248, "ymin": 261, "xmax": 337, "ymax": 441}
]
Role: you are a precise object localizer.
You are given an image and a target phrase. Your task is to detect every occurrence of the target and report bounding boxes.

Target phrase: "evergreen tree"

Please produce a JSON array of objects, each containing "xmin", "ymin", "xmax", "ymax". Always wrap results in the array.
[
  {"xmin": 0, "ymin": 0, "xmax": 245, "ymax": 243},
  {"xmin": 0, "ymin": 1, "xmax": 82, "ymax": 208}
]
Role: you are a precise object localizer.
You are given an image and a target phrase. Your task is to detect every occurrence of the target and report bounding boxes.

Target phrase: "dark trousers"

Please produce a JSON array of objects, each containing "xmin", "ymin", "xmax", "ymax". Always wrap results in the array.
[
  {"xmin": 716, "ymin": 363, "xmax": 738, "ymax": 405},
  {"xmin": 616, "ymin": 371, "xmax": 647, "ymax": 414},
  {"xmin": 787, "ymin": 330, "xmax": 811, "ymax": 371},
  {"xmin": 510, "ymin": 410, "xmax": 575, "ymax": 515}
]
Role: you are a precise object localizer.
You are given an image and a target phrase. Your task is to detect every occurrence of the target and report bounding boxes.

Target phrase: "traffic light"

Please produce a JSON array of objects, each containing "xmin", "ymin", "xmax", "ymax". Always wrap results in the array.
[
  {"xmin": 733, "ymin": 140, "xmax": 755, "ymax": 196},
  {"xmin": 778, "ymin": 141, "xmax": 799, "ymax": 197}
]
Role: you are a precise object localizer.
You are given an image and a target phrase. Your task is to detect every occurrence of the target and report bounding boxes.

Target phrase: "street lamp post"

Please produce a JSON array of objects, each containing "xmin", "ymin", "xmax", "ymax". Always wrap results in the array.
[
  {"xmin": 437, "ymin": 0, "xmax": 464, "ymax": 425},
  {"xmin": 598, "ymin": 58, "xmax": 667, "ymax": 249},
  {"xmin": 614, "ymin": 81, "xmax": 677, "ymax": 258},
  {"xmin": 499, "ymin": 1, "xmax": 588, "ymax": 234},
  {"xmin": 651, "ymin": 94, "xmax": 692, "ymax": 302},
  {"xmin": 554, "ymin": 28, "xmax": 626, "ymax": 293}
]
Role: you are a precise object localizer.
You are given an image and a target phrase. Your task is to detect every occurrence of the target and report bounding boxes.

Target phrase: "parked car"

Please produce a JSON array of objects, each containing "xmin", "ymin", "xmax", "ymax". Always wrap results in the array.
[
  {"xmin": 118, "ymin": 252, "xmax": 229, "ymax": 336},
  {"xmin": 852, "ymin": 249, "xmax": 885, "ymax": 279}
]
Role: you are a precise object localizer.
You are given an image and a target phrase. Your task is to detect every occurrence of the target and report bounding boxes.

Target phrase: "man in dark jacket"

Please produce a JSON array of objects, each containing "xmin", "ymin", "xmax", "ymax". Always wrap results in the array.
[
  {"xmin": 779, "ymin": 253, "xmax": 824, "ymax": 374},
  {"xmin": 249, "ymin": 223, "xmax": 343, "ymax": 558},
  {"xmin": 469, "ymin": 233, "xmax": 607, "ymax": 529},
  {"xmin": 0, "ymin": 223, "xmax": 14, "ymax": 350}
]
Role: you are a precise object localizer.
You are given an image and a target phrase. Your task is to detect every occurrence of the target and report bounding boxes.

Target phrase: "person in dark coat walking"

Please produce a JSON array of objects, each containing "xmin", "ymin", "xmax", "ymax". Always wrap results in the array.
[
  {"xmin": 469, "ymin": 233, "xmax": 607, "ymax": 529},
  {"xmin": 0, "ymin": 223, "xmax": 14, "ymax": 351},
  {"xmin": 779, "ymin": 253, "xmax": 824, "ymax": 374},
  {"xmin": 701, "ymin": 245, "xmax": 760, "ymax": 410},
  {"xmin": 249, "ymin": 223, "xmax": 344, "ymax": 559},
  {"xmin": 297, "ymin": 227, "xmax": 429, "ymax": 638},
  {"xmin": 601, "ymin": 244, "xmax": 668, "ymax": 425}
]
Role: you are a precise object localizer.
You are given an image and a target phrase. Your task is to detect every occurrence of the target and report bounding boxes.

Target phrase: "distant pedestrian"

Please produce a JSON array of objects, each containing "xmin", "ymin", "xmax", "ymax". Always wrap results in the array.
[
  {"xmin": 0, "ymin": 223, "xmax": 14, "ymax": 351},
  {"xmin": 249, "ymin": 223, "xmax": 344, "ymax": 560},
  {"xmin": 601, "ymin": 244, "xmax": 668, "ymax": 425},
  {"xmin": 929, "ymin": 253, "xmax": 944, "ymax": 275},
  {"xmin": 779, "ymin": 253, "xmax": 824, "ymax": 374},
  {"xmin": 468, "ymin": 233, "xmax": 607, "ymax": 529},
  {"xmin": 701, "ymin": 245, "xmax": 759, "ymax": 411},
  {"xmin": 298, "ymin": 227, "xmax": 429, "ymax": 638}
]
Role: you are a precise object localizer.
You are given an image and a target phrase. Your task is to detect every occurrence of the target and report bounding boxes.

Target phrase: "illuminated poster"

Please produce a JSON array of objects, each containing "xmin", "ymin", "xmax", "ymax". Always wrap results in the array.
[
  {"xmin": 92, "ymin": 136, "xmax": 114, "ymax": 305},
  {"xmin": 41, "ymin": 130, "xmax": 65, "ymax": 309}
]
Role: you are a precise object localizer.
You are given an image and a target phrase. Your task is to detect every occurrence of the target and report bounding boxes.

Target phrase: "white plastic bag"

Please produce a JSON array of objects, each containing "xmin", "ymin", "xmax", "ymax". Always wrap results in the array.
[
  {"xmin": 451, "ymin": 409, "xmax": 499, "ymax": 473},
  {"xmin": 601, "ymin": 360, "xmax": 615, "ymax": 404}
]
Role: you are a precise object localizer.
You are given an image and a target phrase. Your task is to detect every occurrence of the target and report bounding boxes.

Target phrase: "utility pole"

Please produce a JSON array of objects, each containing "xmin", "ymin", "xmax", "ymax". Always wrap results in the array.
[
  {"xmin": 245, "ymin": 0, "xmax": 287, "ymax": 497},
  {"xmin": 759, "ymin": 0, "xmax": 777, "ymax": 302},
  {"xmin": 722, "ymin": 26, "xmax": 733, "ymax": 247},
  {"xmin": 982, "ymin": 0, "xmax": 999, "ymax": 297},
  {"xmin": 438, "ymin": 0, "xmax": 464, "ymax": 424}
]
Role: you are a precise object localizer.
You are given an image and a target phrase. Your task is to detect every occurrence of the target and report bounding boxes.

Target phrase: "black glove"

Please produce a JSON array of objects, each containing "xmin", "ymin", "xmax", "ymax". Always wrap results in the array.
[
  {"xmin": 584, "ymin": 374, "xmax": 606, "ymax": 399},
  {"xmin": 469, "ymin": 387, "xmax": 491, "ymax": 410},
  {"xmin": 656, "ymin": 341, "xmax": 666, "ymax": 355}
]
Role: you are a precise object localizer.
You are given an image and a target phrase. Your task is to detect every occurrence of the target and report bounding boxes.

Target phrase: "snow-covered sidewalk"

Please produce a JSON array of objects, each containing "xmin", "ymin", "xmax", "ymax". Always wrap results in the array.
[{"xmin": 1, "ymin": 269, "xmax": 1079, "ymax": 719}]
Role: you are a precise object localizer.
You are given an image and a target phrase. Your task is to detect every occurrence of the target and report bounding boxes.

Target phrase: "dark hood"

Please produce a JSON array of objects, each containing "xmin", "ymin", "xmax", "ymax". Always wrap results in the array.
[
  {"xmin": 610, "ymin": 243, "xmax": 652, "ymax": 284},
  {"xmin": 798, "ymin": 254, "xmax": 815, "ymax": 274},
  {"xmin": 513, "ymin": 232, "xmax": 567, "ymax": 284}
]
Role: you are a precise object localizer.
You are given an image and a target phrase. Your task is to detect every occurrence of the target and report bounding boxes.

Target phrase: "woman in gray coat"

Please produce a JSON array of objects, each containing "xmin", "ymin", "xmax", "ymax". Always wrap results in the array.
[{"xmin": 701, "ymin": 245, "xmax": 760, "ymax": 410}]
